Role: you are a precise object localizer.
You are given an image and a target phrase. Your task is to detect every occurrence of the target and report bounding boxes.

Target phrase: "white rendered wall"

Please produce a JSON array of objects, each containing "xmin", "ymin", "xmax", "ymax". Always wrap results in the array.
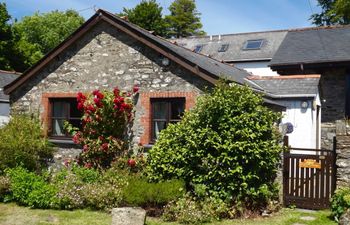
[
  {"xmin": 280, "ymin": 99, "xmax": 317, "ymax": 150},
  {"xmin": 233, "ymin": 61, "xmax": 279, "ymax": 76},
  {"xmin": 0, "ymin": 102, "xmax": 10, "ymax": 126}
]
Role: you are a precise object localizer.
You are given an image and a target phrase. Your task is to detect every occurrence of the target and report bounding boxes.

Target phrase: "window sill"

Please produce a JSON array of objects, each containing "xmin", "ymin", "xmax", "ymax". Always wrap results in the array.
[{"xmin": 49, "ymin": 138, "xmax": 75, "ymax": 145}]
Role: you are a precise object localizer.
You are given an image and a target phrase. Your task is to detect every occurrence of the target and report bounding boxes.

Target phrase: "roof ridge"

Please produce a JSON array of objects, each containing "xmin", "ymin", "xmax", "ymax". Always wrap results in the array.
[
  {"xmin": 99, "ymin": 9, "xmax": 253, "ymax": 77},
  {"xmin": 172, "ymin": 24, "xmax": 350, "ymax": 41}
]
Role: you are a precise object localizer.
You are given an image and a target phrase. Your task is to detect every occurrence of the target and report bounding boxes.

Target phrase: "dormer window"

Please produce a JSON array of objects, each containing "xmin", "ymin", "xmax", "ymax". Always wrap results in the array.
[
  {"xmin": 244, "ymin": 39, "xmax": 264, "ymax": 50},
  {"xmin": 194, "ymin": 44, "xmax": 203, "ymax": 53},
  {"xmin": 218, "ymin": 44, "xmax": 229, "ymax": 52}
]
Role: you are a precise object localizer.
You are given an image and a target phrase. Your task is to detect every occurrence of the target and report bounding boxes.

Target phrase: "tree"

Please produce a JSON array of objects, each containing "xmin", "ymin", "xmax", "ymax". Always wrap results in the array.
[
  {"xmin": 165, "ymin": 0, "xmax": 205, "ymax": 38},
  {"xmin": 0, "ymin": 3, "xmax": 16, "ymax": 71},
  {"xmin": 119, "ymin": 0, "xmax": 166, "ymax": 36},
  {"xmin": 311, "ymin": 0, "xmax": 350, "ymax": 26},
  {"xmin": 147, "ymin": 82, "xmax": 281, "ymax": 208},
  {"xmin": 13, "ymin": 10, "xmax": 85, "ymax": 70}
]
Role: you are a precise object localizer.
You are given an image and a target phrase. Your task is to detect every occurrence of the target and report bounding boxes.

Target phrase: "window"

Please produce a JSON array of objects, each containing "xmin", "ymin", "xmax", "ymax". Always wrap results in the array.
[
  {"xmin": 243, "ymin": 39, "xmax": 264, "ymax": 50},
  {"xmin": 50, "ymin": 98, "xmax": 82, "ymax": 138},
  {"xmin": 194, "ymin": 44, "xmax": 203, "ymax": 53},
  {"xmin": 218, "ymin": 44, "xmax": 229, "ymax": 52},
  {"xmin": 151, "ymin": 98, "xmax": 185, "ymax": 141}
]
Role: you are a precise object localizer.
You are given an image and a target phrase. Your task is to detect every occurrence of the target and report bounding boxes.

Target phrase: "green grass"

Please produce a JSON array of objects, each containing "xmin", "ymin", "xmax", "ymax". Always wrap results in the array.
[
  {"xmin": 146, "ymin": 208, "xmax": 337, "ymax": 225},
  {"xmin": 0, "ymin": 203, "xmax": 111, "ymax": 225},
  {"xmin": 0, "ymin": 203, "xmax": 337, "ymax": 225}
]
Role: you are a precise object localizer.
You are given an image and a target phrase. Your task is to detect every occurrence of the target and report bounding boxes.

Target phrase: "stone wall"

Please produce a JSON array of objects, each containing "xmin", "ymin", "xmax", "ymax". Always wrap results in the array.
[
  {"xmin": 9, "ymin": 20, "xmax": 212, "ymax": 163},
  {"xmin": 320, "ymin": 69, "xmax": 347, "ymax": 150},
  {"xmin": 336, "ymin": 134, "xmax": 350, "ymax": 187}
]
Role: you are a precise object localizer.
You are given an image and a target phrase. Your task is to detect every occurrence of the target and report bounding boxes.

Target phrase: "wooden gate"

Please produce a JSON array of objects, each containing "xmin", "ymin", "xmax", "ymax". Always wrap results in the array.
[{"xmin": 283, "ymin": 137, "xmax": 336, "ymax": 209}]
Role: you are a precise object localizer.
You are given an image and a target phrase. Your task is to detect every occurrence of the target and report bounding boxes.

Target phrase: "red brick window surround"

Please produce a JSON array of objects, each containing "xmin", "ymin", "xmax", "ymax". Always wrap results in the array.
[
  {"xmin": 42, "ymin": 93, "xmax": 80, "ymax": 138},
  {"xmin": 139, "ymin": 91, "xmax": 197, "ymax": 145}
]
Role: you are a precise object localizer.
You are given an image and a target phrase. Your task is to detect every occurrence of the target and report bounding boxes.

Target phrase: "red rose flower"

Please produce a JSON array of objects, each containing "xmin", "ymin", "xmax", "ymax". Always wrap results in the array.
[
  {"xmin": 73, "ymin": 132, "xmax": 81, "ymax": 144},
  {"xmin": 77, "ymin": 102, "xmax": 84, "ymax": 110},
  {"xmin": 101, "ymin": 143, "xmax": 109, "ymax": 151},
  {"xmin": 113, "ymin": 88, "xmax": 120, "ymax": 96},
  {"xmin": 84, "ymin": 162, "xmax": 92, "ymax": 168},
  {"xmin": 127, "ymin": 159, "xmax": 136, "ymax": 167},
  {"xmin": 133, "ymin": 85, "xmax": 139, "ymax": 93},
  {"xmin": 83, "ymin": 145, "xmax": 89, "ymax": 152}
]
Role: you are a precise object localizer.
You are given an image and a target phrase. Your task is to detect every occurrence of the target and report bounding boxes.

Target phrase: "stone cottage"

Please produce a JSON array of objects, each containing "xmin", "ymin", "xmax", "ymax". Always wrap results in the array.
[{"xmin": 5, "ymin": 10, "xmax": 288, "ymax": 162}]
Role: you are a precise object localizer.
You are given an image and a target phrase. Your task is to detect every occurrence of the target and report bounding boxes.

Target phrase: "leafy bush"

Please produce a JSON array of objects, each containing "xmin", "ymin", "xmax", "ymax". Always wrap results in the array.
[
  {"xmin": 65, "ymin": 87, "xmax": 138, "ymax": 169},
  {"xmin": 0, "ymin": 115, "xmax": 54, "ymax": 172},
  {"xmin": 163, "ymin": 195, "xmax": 231, "ymax": 224},
  {"xmin": 0, "ymin": 176, "xmax": 10, "ymax": 201},
  {"xmin": 331, "ymin": 187, "xmax": 350, "ymax": 221},
  {"xmin": 5, "ymin": 167, "xmax": 58, "ymax": 208},
  {"xmin": 51, "ymin": 166, "xmax": 127, "ymax": 210},
  {"xmin": 122, "ymin": 177, "xmax": 185, "ymax": 207},
  {"xmin": 147, "ymin": 82, "xmax": 282, "ymax": 209},
  {"xmin": 53, "ymin": 172, "xmax": 85, "ymax": 209}
]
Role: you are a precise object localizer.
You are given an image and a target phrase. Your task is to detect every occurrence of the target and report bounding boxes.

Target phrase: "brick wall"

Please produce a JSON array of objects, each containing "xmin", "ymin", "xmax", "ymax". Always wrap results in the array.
[{"xmin": 139, "ymin": 91, "xmax": 197, "ymax": 145}]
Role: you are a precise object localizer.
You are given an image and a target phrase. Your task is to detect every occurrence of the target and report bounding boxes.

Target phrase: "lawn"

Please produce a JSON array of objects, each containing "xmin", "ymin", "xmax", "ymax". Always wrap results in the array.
[{"xmin": 0, "ymin": 203, "xmax": 336, "ymax": 225}]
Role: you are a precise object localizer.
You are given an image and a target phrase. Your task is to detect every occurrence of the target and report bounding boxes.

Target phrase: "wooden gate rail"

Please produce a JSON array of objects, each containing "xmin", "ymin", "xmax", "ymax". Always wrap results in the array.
[{"xmin": 282, "ymin": 136, "xmax": 337, "ymax": 209}]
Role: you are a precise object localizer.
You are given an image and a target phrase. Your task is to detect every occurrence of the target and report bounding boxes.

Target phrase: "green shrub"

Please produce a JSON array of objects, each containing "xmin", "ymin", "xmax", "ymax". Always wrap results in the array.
[
  {"xmin": 54, "ymin": 172, "xmax": 85, "ymax": 209},
  {"xmin": 51, "ymin": 166, "xmax": 127, "ymax": 210},
  {"xmin": 82, "ymin": 182, "xmax": 123, "ymax": 210},
  {"xmin": 147, "ymin": 82, "xmax": 282, "ymax": 209},
  {"xmin": 6, "ymin": 167, "xmax": 58, "ymax": 208},
  {"xmin": 122, "ymin": 177, "xmax": 185, "ymax": 207},
  {"xmin": 0, "ymin": 176, "xmax": 10, "ymax": 201},
  {"xmin": 162, "ymin": 195, "xmax": 231, "ymax": 224},
  {"xmin": 0, "ymin": 115, "xmax": 54, "ymax": 172},
  {"xmin": 331, "ymin": 187, "xmax": 350, "ymax": 221}
]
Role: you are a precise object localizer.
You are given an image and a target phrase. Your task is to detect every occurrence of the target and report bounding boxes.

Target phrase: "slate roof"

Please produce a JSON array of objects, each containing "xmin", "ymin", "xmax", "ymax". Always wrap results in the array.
[
  {"xmin": 101, "ymin": 10, "xmax": 262, "ymax": 90},
  {"xmin": 249, "ymin": 75, "xmax": 320, "ymax": 97},
  {"xmin": 270, "ymin": 26, "xmax": 350, "ymax": 67},
  {"xmin": 0, "ymin": 70, "xmax": 20, "ymax": 101},
  {"xmin": 172, "ymin": 30, "xmax": 288, "ymax": 62}
]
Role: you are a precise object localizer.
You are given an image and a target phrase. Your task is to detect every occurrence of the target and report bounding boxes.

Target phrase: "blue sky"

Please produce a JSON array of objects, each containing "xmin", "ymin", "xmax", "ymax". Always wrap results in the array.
[{"xmin": 4, "ymin": 0, "xmax": 321, "ymax": 35}]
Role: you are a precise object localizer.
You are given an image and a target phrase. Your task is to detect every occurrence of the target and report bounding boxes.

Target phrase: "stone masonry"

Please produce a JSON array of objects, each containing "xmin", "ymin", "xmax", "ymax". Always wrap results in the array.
[
  {"xmin": 336, "ymin": 134, "xmax": 350, "ymax": 187},
  {"xmin": 9, "ymin": 20, "xmax": 212, "ymax": 162},
  {"xmin": 320, "ymin": 69, "xmax": 347, "ymax": 150}
]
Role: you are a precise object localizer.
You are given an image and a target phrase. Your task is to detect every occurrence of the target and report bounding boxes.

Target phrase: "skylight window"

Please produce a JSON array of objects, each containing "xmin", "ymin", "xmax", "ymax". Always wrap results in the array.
[
  {"xmin": 244, "ymin": 39, "xmax": 264, "ymax": 50},
  {"xmin": 194, "ymin": 44, "xmax": 203, "ymax": 53},
  {"xmin": 218, "ymin": 44, "xmax": 229, "ymax": 52}
]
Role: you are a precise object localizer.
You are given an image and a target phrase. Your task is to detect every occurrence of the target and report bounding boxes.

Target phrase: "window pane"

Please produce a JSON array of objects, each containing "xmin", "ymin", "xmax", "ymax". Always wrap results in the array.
[
  {"xmin": 153, "ymin": 121, "xmax": 167, "ymax": 139},
  {"xmin": 171, "ymin": 100, "xmax": 185, "ymax": 120},
  {"xmin": 153, "ymin": 102, "xmax": 167, "ymax": 119},
  {"xmin": 245, "ymin": 40, "xmax": 263, "ymax": 50},
  {"xmin": 52, "ymin": 119, "xmax": 65, "ymax": 136},
  {"xmin": 69, "ymin": 99, "xmax": 82, "ymax": 118},
  {"xmin": 52, "ymin": 101, "xmax": 67, "ymax": 117},
  {"xmin": 69, "ymin": 119, "xmax": 81, "ymax": 130}
]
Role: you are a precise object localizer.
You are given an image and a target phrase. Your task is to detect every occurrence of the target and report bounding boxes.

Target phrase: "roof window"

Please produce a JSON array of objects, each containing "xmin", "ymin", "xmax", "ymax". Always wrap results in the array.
[
  {"xmin": 218, "ymin": 44, "xmax": 229, "ymax": 52},
  {"xmin": 194, "ymin": 44, "xmax": 203, "ymax": 53},
  {"xmin": 244, "ymin": 39, "xmax": 264, "ymax": 50}
]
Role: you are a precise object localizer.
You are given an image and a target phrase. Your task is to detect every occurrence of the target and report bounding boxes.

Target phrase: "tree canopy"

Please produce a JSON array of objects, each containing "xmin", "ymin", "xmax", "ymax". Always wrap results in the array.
[
  {"xmin": 165, "ymin": 0, "xmax": 205, "ymax": 38},
  {"xmin": 118, "ymin": 0, "xmax": 205, "ymax": 38},
  {"xmin": 13, "ymin": 10, "xmax": 85, "ymax": 70},
  {"xmin": 119, "ymin": 0, "xmax": 166, "ymax": 36},
  {"xmin": 311, "ymin": 0, "xmax": 350, "ymax": 26},
  {"xmin": 0, "ymin": 3, "xmax": 17, "ymax": 71}
]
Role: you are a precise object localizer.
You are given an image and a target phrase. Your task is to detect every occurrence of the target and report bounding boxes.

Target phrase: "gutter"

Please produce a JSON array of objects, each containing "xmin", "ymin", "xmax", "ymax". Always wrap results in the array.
[{"xmin": 261, "ymin": 91, "xmax": 316, "ymax": 99}]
